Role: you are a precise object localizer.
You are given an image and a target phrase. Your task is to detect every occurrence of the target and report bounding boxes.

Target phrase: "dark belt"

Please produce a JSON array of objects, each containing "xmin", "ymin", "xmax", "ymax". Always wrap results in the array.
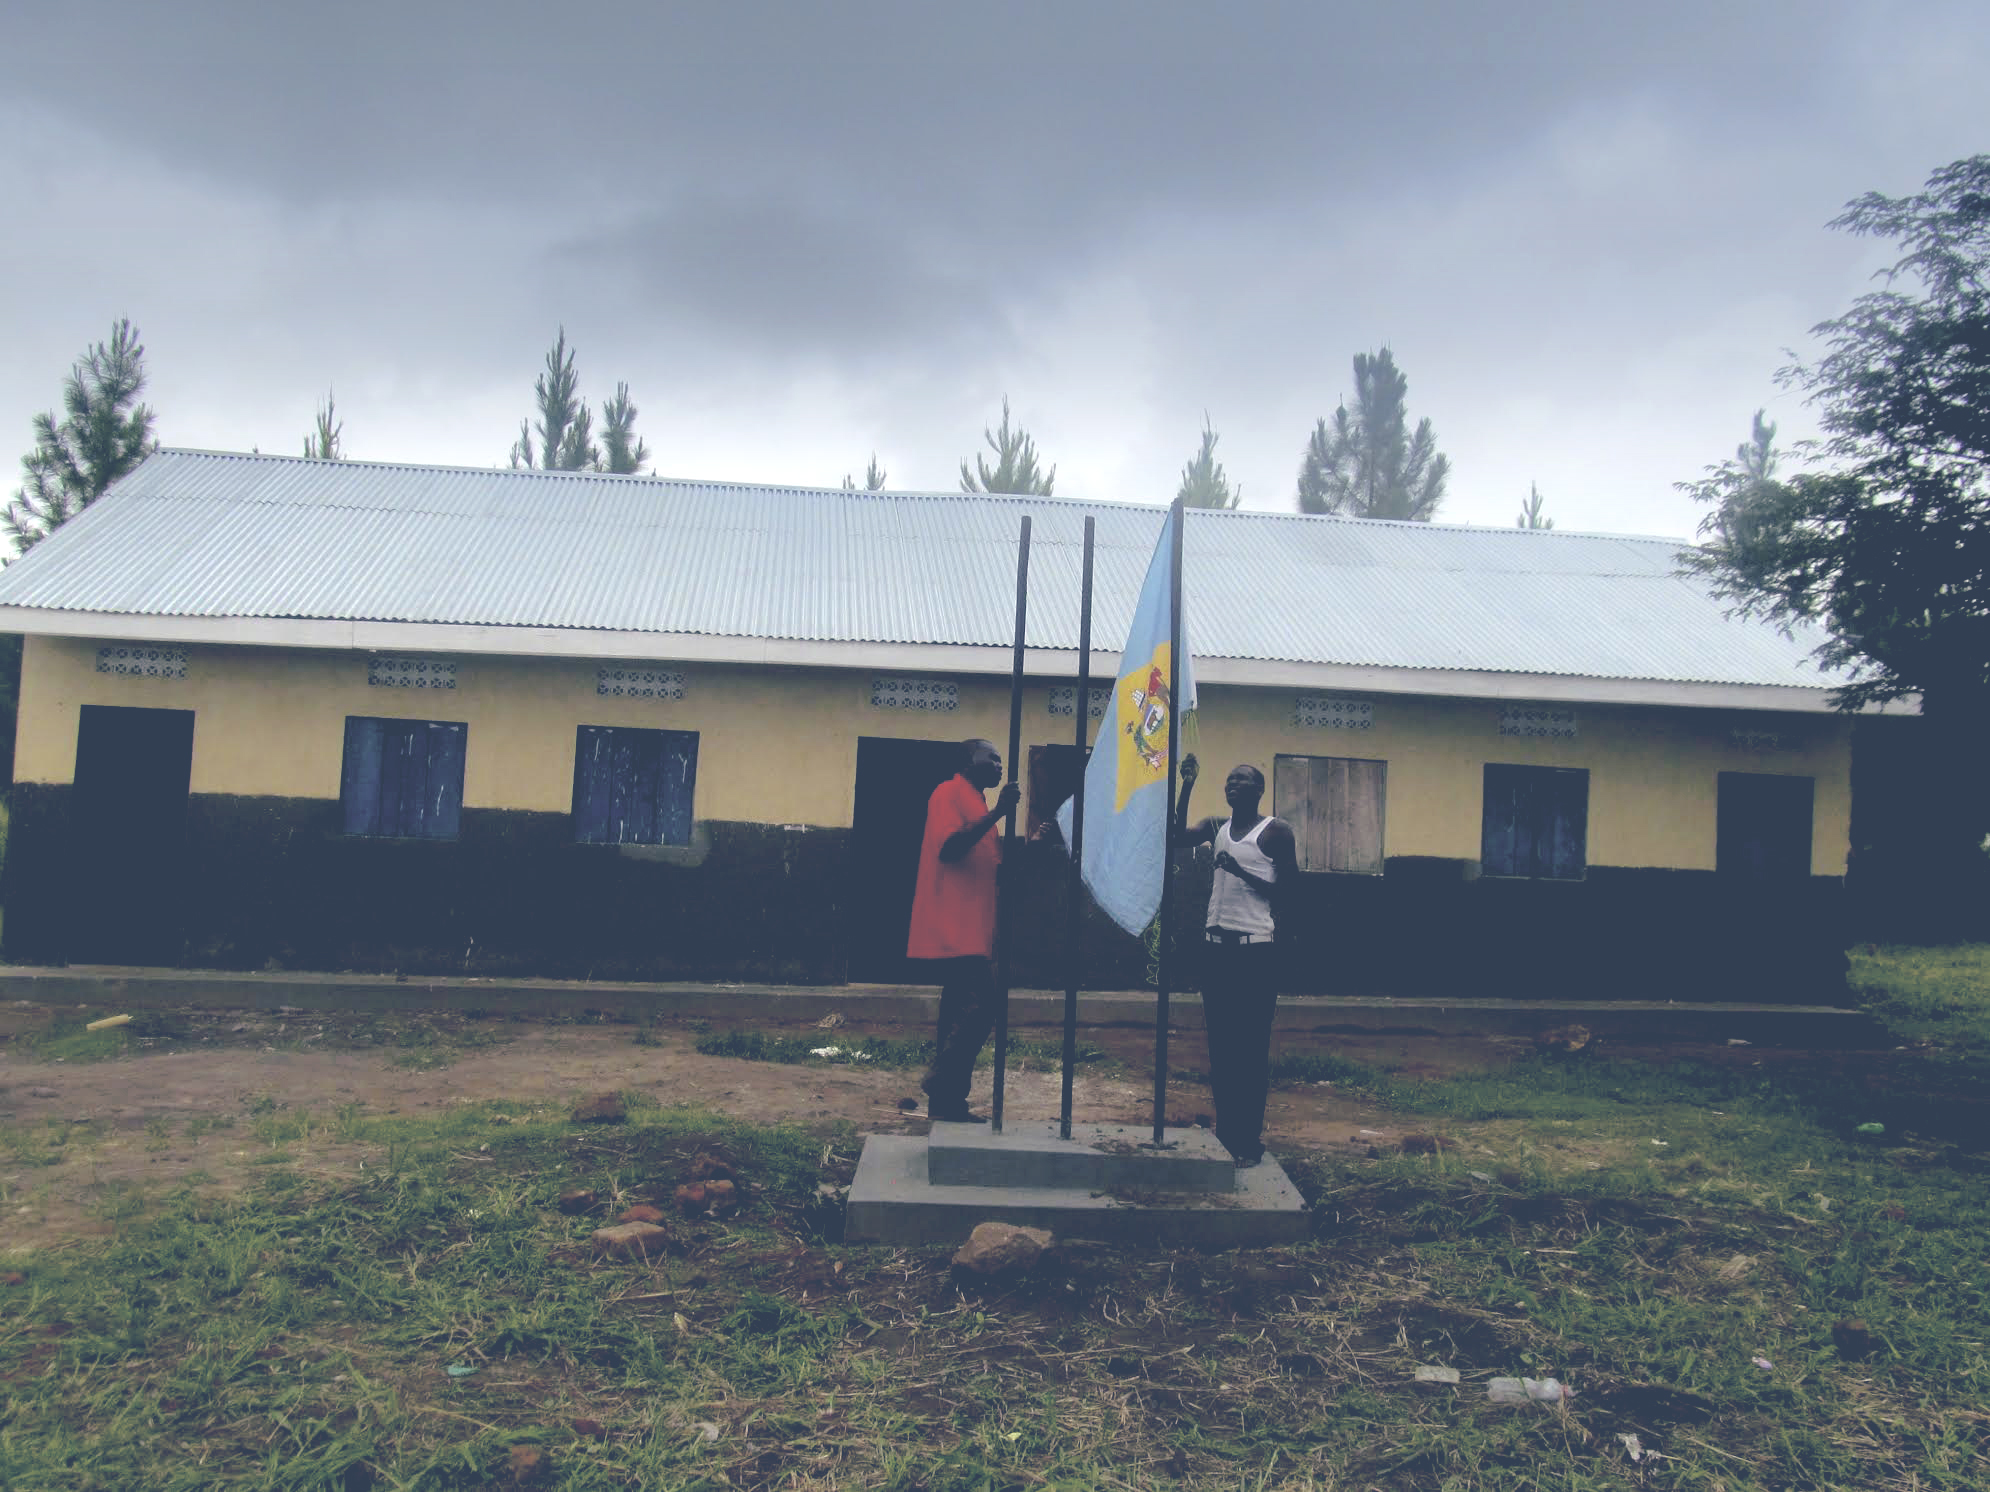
[{"xmin": 1206, "ymin": 929, "xmax": 1271, "ymax": 945}]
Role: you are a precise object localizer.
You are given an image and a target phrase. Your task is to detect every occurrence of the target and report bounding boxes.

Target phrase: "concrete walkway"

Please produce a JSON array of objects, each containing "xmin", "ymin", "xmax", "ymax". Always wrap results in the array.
[{"xmin": 0, "ymin": 964, "xmax": 1880, "ymax": 1045}]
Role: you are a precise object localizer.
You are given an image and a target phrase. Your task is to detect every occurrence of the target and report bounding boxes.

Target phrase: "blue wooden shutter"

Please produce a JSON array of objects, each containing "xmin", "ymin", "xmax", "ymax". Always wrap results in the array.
[
  {"xmin": 573, "ymin": 726, "xmax": 698, "ymax": 845},
  {"xmin": 1483, "ymin": 765, "xmax": 1587, "ymax": 879},
  {"xmin": 341, "ymin": 717, "xmax": 385, "ymax": 835},
  {"xmin": 658, "ymin": 730, "xmax": 697, "ymax": 847},
  {"xmin": 422, "ymin": 722, "xmax": 466, "ymax": 839}
]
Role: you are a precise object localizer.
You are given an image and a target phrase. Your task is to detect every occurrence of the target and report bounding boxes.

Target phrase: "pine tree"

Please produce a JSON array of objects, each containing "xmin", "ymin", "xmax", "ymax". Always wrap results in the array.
[
  {"xmin": 1296, "ymin": 348, "xmax": 1449, "ymax": 521},
  {"xmin": 4, "ymin": 318, "xmax": 156, "ymax": 555},
  {"xmin": 302, "ymin": 393, "xmax": 345, "ymax": 460},
  {"xmin": 510, "ymin": 329, "xmax": 599, "ymax": 471},
  {"xmin": 960, "ymin": 398, "xmax": 1055, "ymax": 495},
  {"xmin": 842, "ymin": 454, "xmax": 887, "ymax": 491},
  {"xmin": 1177, "ymin": 416, "xmax": 1240, "ymax": 509},
  {"xmin": 598, "ymin": 383, "xmax": 649, "ymax": 475},
  {"xmin": 1516, "ymin": 482, "xmax": 1553, "ymax": 529}
]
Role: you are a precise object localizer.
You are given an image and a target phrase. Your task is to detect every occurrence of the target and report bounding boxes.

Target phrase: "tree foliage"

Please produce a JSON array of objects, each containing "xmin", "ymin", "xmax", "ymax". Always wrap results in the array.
[
  {"xmin": 302, "ymin": 393, "xmax": 345, "ymax": 460},
  {"xmin": 4, "ymin": 319, "xmax": 157, "ymax": 555},
  {"xmin": 598, "ymin": 382, "xmax": 649, "ymax": 475},
  {"xmin": 1680, "ymin": 155, "xmax": 1990, "ymax": 925},
  {"xmin": 842, "ymin": 454, "xmax": 887, "ymax": 491},
  {"xmin": 510, "ymin": 329, "xmax": 596, "ymax": 471},
  {"xmin": 1296, "ymin": 348, "xmax": 1448, "ymax": 521},
  {"xmin": 1680, "ymin": 156, "xmax": 1990, "ymax": 717},
  {"xmin": 1177, "ymin": 416, "xmax": 1240, "ymax": 509},
  {"xmin": 960, "ymin": 398, "xmax": 1055, "ymax": 495},
  {"xmin": 510, "ymin": 331, "xmax": 650, "ymax": 474},
  {"xmin": 1516, "ymin": 482, "xmax": 1553, "ymax": 530}
]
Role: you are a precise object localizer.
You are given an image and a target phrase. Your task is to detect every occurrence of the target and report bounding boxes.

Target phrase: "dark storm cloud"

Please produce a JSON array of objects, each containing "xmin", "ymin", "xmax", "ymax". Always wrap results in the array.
[
  {"xmin": 551, "ymin": 198, "xmax": 1011, "ymax": 364},
  {"xmin": 1, "ymin": 0, "xmax": 1985, "ymax": 527}
]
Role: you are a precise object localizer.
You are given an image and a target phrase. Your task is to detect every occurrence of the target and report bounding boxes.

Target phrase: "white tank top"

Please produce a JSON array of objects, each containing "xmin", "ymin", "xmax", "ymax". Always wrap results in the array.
[{"xmin": 1206, "ymin": 817, "xmax": 1277, "ymax": 937}]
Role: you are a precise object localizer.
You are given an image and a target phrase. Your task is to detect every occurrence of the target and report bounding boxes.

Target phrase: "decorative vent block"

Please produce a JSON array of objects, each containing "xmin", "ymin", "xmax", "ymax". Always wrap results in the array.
[
  {"xmin": 1499, "ymin": 705, "xmax": 1578, "ymax": 740},
  {"xmin": 96, "ymin": 644, "xmax": 186, "ymax": 679},
  {"xmin": 870, "ymin": 677, "xmax": 958, "ymax": 712},
  {"xmin": 1730, "ymin": 728, "xmax": 1782, "ymax": 751},
  {"xmin": 1292, "ymin": 695, "xmax": 1374, "ymax": 731},
  {"xmin": 597, "ymin": 666, "xmax": 685, "ymax": 700},
  {"xmin": 1048, "ymin": 685, "xmax": 1110, "ymax": 719},
  {"xmin": 368, "ymin": 656, "xmax": 457, "ymax": 690}
]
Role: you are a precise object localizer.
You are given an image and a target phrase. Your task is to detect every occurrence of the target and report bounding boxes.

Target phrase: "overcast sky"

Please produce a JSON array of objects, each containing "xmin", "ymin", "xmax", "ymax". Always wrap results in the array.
[{"xmin": 1, "ymin": 1, "xmax": 1983, "ymax": 539}]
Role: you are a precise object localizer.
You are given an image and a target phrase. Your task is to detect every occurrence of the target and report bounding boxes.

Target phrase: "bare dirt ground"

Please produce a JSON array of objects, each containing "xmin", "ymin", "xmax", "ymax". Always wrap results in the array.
[{"xmin": 0, "ymin": 1001, "xmax": 1714, "ymax": 1255}]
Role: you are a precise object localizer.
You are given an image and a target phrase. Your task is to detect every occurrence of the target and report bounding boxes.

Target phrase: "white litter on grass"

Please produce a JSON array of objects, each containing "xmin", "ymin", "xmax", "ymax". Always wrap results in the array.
[
  {"xmin": 1650, "ymin": 1139, "xmax": 1670, "ymax": 1147},
  {"xmin": 1618, "ymin": 1432, "xmax": 1645, "ymax": 1462},
  {"xmin": 1469, "ymin": 1171, "xmax": 1495, "ymax": 1183},
  {"xmin": 1488, "ymin": 1377, "xmax": 1570, "ymax": 1404},
  {"xmin": 1413, "ymin": 1366, "xmax": 1460, "ymax": 1384},
  {"xmin": 809, "ymin": 1046, "xmax": 874, "ymax": 1062}
]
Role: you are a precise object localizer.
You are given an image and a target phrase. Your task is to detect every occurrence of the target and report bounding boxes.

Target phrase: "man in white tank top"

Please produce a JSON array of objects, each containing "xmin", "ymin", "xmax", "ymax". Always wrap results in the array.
[{"xmin": 1174, "ymin": 756, "xmax": 1298, "ymax": 1167}]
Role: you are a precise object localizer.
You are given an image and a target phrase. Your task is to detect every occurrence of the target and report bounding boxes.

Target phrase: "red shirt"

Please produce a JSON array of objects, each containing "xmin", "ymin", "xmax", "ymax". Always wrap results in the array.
[{"xmin": 906, "ymin": 774, "xmax": 1001, "ymax": 960}]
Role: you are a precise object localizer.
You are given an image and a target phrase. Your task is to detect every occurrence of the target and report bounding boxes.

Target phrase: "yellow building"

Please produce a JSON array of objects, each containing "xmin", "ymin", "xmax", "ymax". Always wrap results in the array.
[{"xmin": 0, "ymin": 451, "xmax": 1852, "ymax": 997}]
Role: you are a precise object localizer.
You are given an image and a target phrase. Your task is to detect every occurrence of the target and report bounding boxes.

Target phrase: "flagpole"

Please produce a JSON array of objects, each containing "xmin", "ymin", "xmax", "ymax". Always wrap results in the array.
[
  {"xmin": 1151, "ymin": 498, "xmax": 1186, "ymax": 1149},
  {"xmin": 1059, "ymin": 516, "xmax": 1095, "ymax": 1142},
  {"xmin": 992, "ymin": 514, "xmax": 1031, "ymax": 1135}
]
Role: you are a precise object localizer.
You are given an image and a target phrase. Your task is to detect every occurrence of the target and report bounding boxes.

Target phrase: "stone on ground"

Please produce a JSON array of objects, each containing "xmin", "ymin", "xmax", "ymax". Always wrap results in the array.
[
  {"xmin": 952, "ymin": 1222, "xmax": 1054, "ymax": 1275},
  {"xmin": 590, "ymin": 1221, "xmax": 672, "ymax": 1260},
  {"xmin": 571, "ymin": 1093, "xmax": 625, "ymax": 1124},
  {"xmin": 617, "ymin": 1204, "xmax": 666, "ymax": 1225}
]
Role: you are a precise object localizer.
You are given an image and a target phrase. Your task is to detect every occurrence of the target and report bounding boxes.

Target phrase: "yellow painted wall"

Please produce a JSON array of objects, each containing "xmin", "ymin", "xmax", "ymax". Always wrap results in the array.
[{"xmin": 12, "ymin": 636, "xmax": 1853, "ymax": 874}]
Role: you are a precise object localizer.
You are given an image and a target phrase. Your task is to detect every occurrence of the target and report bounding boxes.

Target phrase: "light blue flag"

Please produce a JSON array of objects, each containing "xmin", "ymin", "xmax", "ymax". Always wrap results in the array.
[{"xmin": 1058, "ymin": 505, "xmax": 1196, "ymax": 936}]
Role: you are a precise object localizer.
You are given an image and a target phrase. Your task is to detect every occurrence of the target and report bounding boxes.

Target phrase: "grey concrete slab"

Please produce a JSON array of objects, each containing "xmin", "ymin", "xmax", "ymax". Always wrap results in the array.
[
  {"xmin": 927, "ymin": 1119, "xmax": 1235, "ymax": 1192},
  {"xmin": 845, "ymin": 1133, "xmax": 1309, "ymax": 1248}
]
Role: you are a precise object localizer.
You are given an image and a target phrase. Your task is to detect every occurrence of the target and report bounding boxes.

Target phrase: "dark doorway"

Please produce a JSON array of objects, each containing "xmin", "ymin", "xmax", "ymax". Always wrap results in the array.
[
  {"xmin": 1718, "ymin": 771, "xmax": 1815, "ymax": 881},
  {"xmin": 848, "ymin": 736, "xmax": 968, "ymax": 982},
  {"xmin": 69, "ymin": 704, "xmax": 196, "ymax": 964}
]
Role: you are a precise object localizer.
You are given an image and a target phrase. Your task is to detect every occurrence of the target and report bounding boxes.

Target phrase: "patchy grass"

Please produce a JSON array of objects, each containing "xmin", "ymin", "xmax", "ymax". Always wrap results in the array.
[
  {"xmin": 8, "ymin": 1009, "xmax": 517, "ymax": 1069},
  {"xmin": 1851, "ymin": 942, "xmax": 1990, "ymax": 1054},
  {"xmin": 5, "ymin": 1033, "xmax": 1989, "ymax": 1491},
  {"xmin": 696, "ymin": 1027, "xmax": 1110, "ymax": 1073}
]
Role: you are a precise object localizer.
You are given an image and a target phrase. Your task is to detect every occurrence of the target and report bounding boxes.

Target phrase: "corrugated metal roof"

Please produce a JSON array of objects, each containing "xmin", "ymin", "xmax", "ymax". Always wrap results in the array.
[{"xmin": 0, "ymin": 449, "xmax": 1834, "ymax": 689}]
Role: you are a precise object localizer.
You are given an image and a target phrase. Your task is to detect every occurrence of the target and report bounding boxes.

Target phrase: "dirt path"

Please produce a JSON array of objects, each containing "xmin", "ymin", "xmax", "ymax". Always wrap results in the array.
[{"xmin": 2, "ymin": 1005, "xmax": 1467, "ymax": 1253}]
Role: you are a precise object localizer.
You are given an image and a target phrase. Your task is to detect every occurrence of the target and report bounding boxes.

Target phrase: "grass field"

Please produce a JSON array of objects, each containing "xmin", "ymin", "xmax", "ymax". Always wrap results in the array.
[{"xmin": 0, "ymin": 950, "xmax": 1985, "ymax": 1488}]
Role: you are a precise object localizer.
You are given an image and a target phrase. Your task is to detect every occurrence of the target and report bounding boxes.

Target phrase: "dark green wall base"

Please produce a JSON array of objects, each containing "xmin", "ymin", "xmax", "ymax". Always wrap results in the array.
[{"xmin": 1, "ymin": 785, "xmax": 1846, "ymax": 1001}]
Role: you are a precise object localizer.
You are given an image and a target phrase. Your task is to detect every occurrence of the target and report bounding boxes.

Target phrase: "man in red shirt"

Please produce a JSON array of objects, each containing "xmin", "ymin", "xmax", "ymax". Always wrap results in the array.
[{"xmin": 908, "ymin": 738, "xmax": 1020, "ymax": 1123}]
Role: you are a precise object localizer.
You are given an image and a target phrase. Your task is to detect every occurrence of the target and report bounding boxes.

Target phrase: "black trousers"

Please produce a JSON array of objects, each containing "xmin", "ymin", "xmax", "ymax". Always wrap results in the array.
[
  {"xmin": 916, "ymin": 956, "xmax": 998, "ymax": 1110},
  {"xmin": 1201, "ymin": 939, "xmax": 1279, "ymax": 1160}
]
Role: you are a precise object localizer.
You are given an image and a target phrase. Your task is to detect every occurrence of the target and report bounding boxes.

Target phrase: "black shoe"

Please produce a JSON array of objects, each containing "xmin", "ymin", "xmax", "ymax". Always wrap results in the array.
[{"xmin": 930, "ymin": 1106, "xmax": 988, "ymax": 1124}]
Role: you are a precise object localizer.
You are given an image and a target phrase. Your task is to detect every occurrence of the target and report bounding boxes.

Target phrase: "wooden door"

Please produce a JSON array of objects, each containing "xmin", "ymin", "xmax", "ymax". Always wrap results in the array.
[{"xmin": 1274, "ymin": 755, "xmax": 1386, "ymax": 873}]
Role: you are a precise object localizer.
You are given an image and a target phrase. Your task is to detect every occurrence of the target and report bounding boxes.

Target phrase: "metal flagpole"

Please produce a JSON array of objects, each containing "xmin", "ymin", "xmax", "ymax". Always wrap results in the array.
[
  {"xmin": 1059, "ymin": 516, "xmax": 1095, "ymax": 1142},
  {"xmin": 992, "ymin": 514, "xmax": 1031, "ymax": 1135},
  {"xmin": 1150, "ymin": 499, "xmax": 1186, "ymax": 1149}
]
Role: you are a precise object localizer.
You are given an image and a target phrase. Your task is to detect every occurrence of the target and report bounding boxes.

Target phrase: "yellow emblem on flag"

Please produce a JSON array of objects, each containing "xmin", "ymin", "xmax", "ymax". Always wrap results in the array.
[{"xmin": 1114, "ymin": 642, "xmax": 1173, "ymax": 811}]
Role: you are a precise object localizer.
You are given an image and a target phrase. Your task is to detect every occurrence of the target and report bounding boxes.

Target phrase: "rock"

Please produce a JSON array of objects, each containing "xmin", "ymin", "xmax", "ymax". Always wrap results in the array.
[
  {"xmin": 617, "ymin": 1204, "xmax": 666, "ymax": 1225},
  {"xmin": 507, "ymin": 1443, "xmax": 551, "ymax": 1483},
  {"xmin": 676, "ymin": 1179, "xmax": 739, "ymax": 1215},
  {"xmin": 26, "ymin": 1087, "xmax": 58, "ymax": 1100},
  {"xmin": 572, "ymin": 1418, "xmax": 606, "ymax": 1440},
  {"xmin": 951, "ymin": 1222, "xmax": 1054, "ymax": 1276},
  {"xmin": 571, "ymin": 1093, "xmax": 626, "ymax": 1124},
  {"xmin": 688, "ymin": 1152, "xmax": 735, "ymax": 1182},
  {"xmin": 556, "ymin": 1189, "xmax": 599, "ymax": 1215},
  {"xmin": 590, "ymin": 1222, "xmax": 672, "ymax": 1261},
  {"xmin": 1534, "ymin": 1024, "xmax": 1593, "ymax": 1055},
  {"xmin": 1832, "ymin": 1319, "xmax": 1876, "ymax": 1360}
]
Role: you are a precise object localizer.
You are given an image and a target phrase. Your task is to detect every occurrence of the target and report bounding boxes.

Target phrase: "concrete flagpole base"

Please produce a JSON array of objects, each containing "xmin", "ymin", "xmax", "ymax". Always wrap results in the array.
[{"xmin": 845, "ymin": 1120, "xmax": 1309, "ymax": 1248}]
